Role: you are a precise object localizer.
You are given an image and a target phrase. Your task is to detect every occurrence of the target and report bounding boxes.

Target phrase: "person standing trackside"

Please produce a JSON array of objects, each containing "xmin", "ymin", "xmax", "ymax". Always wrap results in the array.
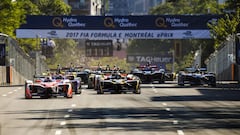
[
  {"xmin": 69, "ymin": 63, "xmax": 75, "ymax": 72},
  {"xmin": 57, "ymin": 64, "xmax": 61, "ymax": 74}
]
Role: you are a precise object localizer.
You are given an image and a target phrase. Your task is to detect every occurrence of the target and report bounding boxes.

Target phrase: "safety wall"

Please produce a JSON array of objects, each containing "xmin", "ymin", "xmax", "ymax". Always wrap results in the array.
[
  {"xmin": 0, "ymin": 37, "xmax": 48, "ymax": 85},
  {"xmin": 0, "ymin": 66, "xmax": 6, "ymax": 85},
  {"xmin": 205, "ymin": 35, "xmax": 238, "ymax": 81}
]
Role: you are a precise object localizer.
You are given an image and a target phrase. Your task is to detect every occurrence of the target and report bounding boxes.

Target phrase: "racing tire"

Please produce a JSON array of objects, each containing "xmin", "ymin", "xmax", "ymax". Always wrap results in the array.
[
  {"xmin": 40, "ymin": 95, "xmax": 48, "ymax": 99},
  {"xmin": 75, "ymin": 89, "xmax": 82, "ymax": 94},
  {"xmin": 97, "ymin": 84, "xmax": 104, "ymax": 94},
  {"xmin": 65, "ymin": 91, "xmax": 73, "ymax": 98},
  {"xmin": 25, "ymin": 96, "xmax": 32, "ymax": 99},
  {"xmin": 87, "ymin": 84, "xmax": 93, "ymax": 89},
  {"xmin": 178, "ymin": 80, "xmax": 184, "ymax": 86},
  {"xmin": 97, "ymin": 90, "xmax": 104, "ymax": 94},
  {"xmin": 210, "ymin": 83, "xmax": 216, "ymax": 87},
  {"xmin": 178, "ymin": 83, "xmax": 184, "ymax": 86},
  {"xmin": 25, "ymin": 92, "xmax": 32, "ymax": 99},
  {"xmin": 135, "ymin": 89, "xmax": 141, "ymax": 94},
  {"xmin": 41, "ymin": 91, "xmax": 49, "ymax": 99},
  {"xmin": 133, "ymin": 85, "xmax": 141, "ymax": 94},
  {"xmin": 67, "ymin": 95, "xmax": 73, "ymax": 98}
]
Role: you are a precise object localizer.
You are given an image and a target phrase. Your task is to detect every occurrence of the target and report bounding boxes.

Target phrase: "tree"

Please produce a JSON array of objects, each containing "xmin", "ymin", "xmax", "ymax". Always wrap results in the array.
[
  {"xmin": 225, "ymin": 0, "xmax": 240, "ymax": 12},
  {"xmin": 35, "ymin": 0, "xmax": 71, "ymax": 15},
  {"xmin": 46, "ymin": 39, "xmax": 84, "ymax": 69},
  {"xmin": 17, "ymin": 0, "xmax": 71, "ymax": 52},
  {"xmin": 88, "ymin": 57, "xmax": 138, "ymax": 72},
  {"xmin": 208, "ymin": 9, "xmax": 240, "ymax": 49},
  {"xmin": 129, "ymin": 0, "xmax": 223, "ymax": 70},
  {"xmin": 150, "ymin": 0, "xmax": 223, "ymax": 15},
  {"xmin": 0, "ymin": 0, "xmax": 26, "ymax": 37}
]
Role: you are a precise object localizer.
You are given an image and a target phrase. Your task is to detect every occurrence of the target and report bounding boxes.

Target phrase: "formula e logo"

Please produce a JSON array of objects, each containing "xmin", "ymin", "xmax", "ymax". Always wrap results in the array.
[
  {"xmin": 104, "ymin": 17, "xmax": 115, "ymax": 28},
  {"xmin": 52, "ymin": 17, "xmax": 64, "ymax": 28},
  {"xmin": 155, "ymin": 17, "xmax": 167, "ymax": 28},
  {"xmin": 47, "ymin": 31, "xmax": 58, "ymax": 37},
  {"xmin": 183, "ymin": 31, "xmax": 193, "ymax": 36}
]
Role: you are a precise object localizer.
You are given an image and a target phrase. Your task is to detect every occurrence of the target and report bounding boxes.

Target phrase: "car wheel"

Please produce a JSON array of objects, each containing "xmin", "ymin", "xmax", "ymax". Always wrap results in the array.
[
  {"xmin": 25, "ymin": 95, "xmax": 32, "ymax": 99},
  {"xmin": 134, "ymin": 84, "xmax": 141, "ymax": 94},
  {"xmin": 75, "ymin": 89, "xmax": 82, "ymax": 94},
  {"xmin": 97, "ymin": 84, "xmax": 104, "ymax": 94}
]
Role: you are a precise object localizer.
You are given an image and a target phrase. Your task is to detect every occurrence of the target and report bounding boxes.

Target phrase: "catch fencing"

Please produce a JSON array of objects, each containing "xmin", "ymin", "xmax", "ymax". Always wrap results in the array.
[{"xmin": 205, "ymin": 35, "xmax": 239, "ymax": 81}]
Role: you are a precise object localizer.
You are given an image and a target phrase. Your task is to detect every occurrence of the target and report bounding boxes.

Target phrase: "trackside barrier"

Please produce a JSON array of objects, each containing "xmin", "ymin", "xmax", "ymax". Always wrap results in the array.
[
  {"xmin": 0, "ymin": 35, "xmax": 48, "ymax": 85},
  {"xmin": 0, "ymin": 66, "xmax": 7, "ymax": 85},
  {"xmin": 205, "ymin": 35, "xmax": 239, "ymax": 81}
]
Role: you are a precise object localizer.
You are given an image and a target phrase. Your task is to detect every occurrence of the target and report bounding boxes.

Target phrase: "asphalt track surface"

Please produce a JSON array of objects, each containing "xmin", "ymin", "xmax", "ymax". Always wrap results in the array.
[{"xmin": 0, "ymin": 82, "xmax": 240, "ymax": 135}]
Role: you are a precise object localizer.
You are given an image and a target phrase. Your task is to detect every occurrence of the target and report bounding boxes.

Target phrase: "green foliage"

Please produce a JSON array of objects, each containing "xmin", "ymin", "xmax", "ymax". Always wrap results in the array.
[
  {"xmin": 225, "ymin": 0, "xmax": 240, "ymax": 11},
  {"xmin": 174, "ymin": 52, "xmax": 195, "ymax": 71},
  {"xmin": 37, "ymin": 0, "xmax": 71, "ymax": 15},
  {"xmin": 0, "ymin": 0, "xmax": 26, "ymax": 37},
  {"xmin": 150, "ymin": 0, "xmax": 222, "ymax": 15},
  {"xmin": 17, "ymin": 0, "xmax": 71, "ymax": 53},
  {"xmin": 88, "ymin": 57, "xmax": 138, "ymax": 72},
  {"xmin": 127, "ymin": 39, "xmax": 172, "ymax": 55},
  {"xmin": 46, "ymin": 39, "xmax": 84, "ymax": 69},
  {"xmin": 0, "ymin": 0, "xmax": 71, "ymax": 52},
  {"xmin": 143, "ymin": 0, "xmax": 224, "ymax": 72},
  {"xmin": 208, "ymin": 9, "xmax": 240, "ymax": 49},
  {"xmin": 19, "ymin": 0, "xmax": 41, "ymax": 15}
]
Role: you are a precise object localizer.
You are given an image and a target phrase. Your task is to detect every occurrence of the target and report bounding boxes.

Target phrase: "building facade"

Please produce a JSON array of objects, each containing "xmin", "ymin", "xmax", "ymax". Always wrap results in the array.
[
  {"xmin": 64, "ymin": 0, "xmax": 104, "ymax": 15},
  {"xmin": 107, "ymin": 0, "xmax": 164, "ymax": 15}
]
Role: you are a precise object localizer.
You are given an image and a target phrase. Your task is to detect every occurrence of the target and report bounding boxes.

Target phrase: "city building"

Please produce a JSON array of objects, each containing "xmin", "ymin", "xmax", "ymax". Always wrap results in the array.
[
  {"xmin": 64, "ymin": 0, "xmax": 104, "ymax": 15},
  {"xmin": 107, "ymin": 0, "xmax": 164, "ymax": 15}
]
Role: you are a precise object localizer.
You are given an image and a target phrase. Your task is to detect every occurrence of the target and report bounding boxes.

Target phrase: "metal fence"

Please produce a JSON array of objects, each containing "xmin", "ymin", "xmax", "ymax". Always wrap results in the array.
[
  {"xmin": 0, "ymin": 34, "xmax": 48, "ymax": 85},
  {"xmin": 205, "ymin": 35, "xmax": 239, "ymax": 81}
]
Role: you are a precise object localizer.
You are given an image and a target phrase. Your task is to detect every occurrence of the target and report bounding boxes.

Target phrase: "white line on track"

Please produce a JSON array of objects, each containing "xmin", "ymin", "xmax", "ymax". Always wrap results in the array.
[
  {"xmin": 153, "ymin": 89, "xmax": 158, "ymax": 93},
  {"xmin": 162, "ymin": 103, "xmax": 167, "ymax": 106},
  {"xmin": 64, "ymin": 114, "xmax": 70, "ymax": 118},
  {"xmin": 173, "ymin": 120, "xmax": 179, "ymax": 125},
  {"xmin": 55, "ymin": 130, "xmax": 62, "ymax": 135},
  {"xmin": 2, "ymin": 94, "xmax": 7, "ymax": 97},
  {"xmin": 8, "ymin": 92, "xmax": 13, "ymax": 94},
  {"xmin": 71, "ymin": 104, "xmax": 76, "ymax": 107},
  {"xmin": 60, "ymin": 121, "xmax": 66, "ymax": 126},
  {"xmin": 18, "ymin": 87, "xmax": 21, "ymax": 90},
  {"xmin": 177, "ymin": 130, "xmax": 185, "ymax": 135},
  {"xmin": 166, "ymin": 108, "xmax": 171, "ymax": 111},
  {"xmin": 68, "ymin": 109, "xmax": 73, "ymax": 112},
  {"xmin": 14, "ymin": 90, "xmax": 18, "ymax": 92}
]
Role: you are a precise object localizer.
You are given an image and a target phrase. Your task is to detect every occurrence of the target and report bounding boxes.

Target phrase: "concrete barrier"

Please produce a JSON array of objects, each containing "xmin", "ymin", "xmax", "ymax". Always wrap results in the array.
[
  {"xmin": 0, "ymin": 66, "xmax": 7, "ymax": 85},
  {"xmin": 0, "ymin": 66, "xmax": 26, "ymax": 86}
]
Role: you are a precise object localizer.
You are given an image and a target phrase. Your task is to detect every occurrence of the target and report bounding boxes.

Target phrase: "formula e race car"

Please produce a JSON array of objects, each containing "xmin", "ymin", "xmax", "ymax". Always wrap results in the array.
[
  {"xmin": 131, "ymin": 65, "xmax": 165, "ymax": 84},
  {"xmin": 177, "ymin": 68, "xmax": 216, "ymax": 87},
  {"xmin": 95, "ymin": 72, "xmax": 141, "ymax": 94},
  {"xmin": 25, "ymin": 76, "xmax": 73, "ymax": 99},
  {"xmin": 76, "ymin": 69, "xmax": 91, "ymax": 84},
  {"xmin": 64, "ymin": 75, "xmax": 82, "ymax": 94}
]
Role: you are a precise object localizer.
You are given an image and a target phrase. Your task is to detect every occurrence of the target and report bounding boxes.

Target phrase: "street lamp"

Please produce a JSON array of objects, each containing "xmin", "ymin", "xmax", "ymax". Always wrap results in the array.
[{"xmin": 168, "ymin": 50, "xmax": 175, "ymax": 73}]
